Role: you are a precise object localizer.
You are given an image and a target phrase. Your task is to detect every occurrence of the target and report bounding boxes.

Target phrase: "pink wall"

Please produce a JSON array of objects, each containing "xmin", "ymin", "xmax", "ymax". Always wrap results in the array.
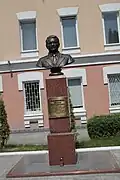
[
  {"xmin": 41, "ymin": 70, "xmax": 50, "ymax": 128},
  {"xmin": 1, "ymin": 65, "xmax": 111, "ymax": 130},
  {"xmin": 2, "ymin": 73, "xmax": 24, "ymax": 130},
  {"xmin": 84, "ymin": 65, "xmax": 109, "ymax": 118},
  {"xmin": 2, "ymin": 70, "xmax": 51, "ymax": 130}
]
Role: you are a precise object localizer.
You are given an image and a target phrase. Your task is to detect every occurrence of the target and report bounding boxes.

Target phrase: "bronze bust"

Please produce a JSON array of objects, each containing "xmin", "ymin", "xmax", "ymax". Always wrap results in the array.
[{"xmin": 36, "ymin": 35, "xmax": 75, "ymax": 76}]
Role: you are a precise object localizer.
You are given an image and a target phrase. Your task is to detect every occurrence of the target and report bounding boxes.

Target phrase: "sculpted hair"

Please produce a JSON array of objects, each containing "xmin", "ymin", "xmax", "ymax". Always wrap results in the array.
[{"xmin": 46, "ymin": 35, "xmax": 59, "ymax": 44}]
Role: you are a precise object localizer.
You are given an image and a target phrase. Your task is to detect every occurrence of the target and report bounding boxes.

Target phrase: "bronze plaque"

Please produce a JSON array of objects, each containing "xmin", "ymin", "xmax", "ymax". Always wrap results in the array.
[{"xmin": 48, "ymin": 96, "xmax": 69, "ymax": 118}]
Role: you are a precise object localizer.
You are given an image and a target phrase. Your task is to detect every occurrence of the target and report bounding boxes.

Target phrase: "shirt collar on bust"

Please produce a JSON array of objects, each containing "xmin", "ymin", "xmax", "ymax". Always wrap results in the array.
[{"xmin": 48, "ymin": 51, "xmax": 60, "ymax": 57}]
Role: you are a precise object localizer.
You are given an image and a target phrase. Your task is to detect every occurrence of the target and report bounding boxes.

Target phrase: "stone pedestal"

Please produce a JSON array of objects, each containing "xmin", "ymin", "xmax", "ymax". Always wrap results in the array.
[
  {"xmin": 48, "ymin": 133, "xmax": 76, "ymax": 166},
  {"xmin": 46, "ymin": 75, "xmax": 76, "ymax": 166}
]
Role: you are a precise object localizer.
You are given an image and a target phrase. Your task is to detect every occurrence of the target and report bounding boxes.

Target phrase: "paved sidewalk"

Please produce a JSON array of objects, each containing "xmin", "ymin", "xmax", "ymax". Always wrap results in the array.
[
  {"xmin": 8, "ymin": 128, "xmax": 89, "ymax": 145},
  {"xmin": 1, "ymin": 150, "xmax": 120, "ymax": 180}
]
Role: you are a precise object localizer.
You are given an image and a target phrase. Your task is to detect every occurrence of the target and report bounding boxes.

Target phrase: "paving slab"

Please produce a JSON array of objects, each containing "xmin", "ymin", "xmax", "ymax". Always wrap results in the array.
[
  {"xmin": 6, "ymin": 151, "xmax": 120, "ymax": 179},
  {"xmin": 1, "ymin": 151, "xmax": 120, "ymax": 179},
  {"xmin": 0, "ymin": 155, "xmax": 22, "ymax": 179},
  {"xmin": 101, "ymin": 173, "xmax": 120, "ymax": 180}
]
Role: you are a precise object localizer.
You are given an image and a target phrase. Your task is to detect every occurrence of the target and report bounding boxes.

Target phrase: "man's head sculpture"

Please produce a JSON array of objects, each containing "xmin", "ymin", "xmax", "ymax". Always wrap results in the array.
[
  {"xmin": 36, "ymin": 35, "xmax": 75, "ymax": 76},
  {"xmin": 46, "ymin": 35, "xmax": 60, "ymax": 53}
]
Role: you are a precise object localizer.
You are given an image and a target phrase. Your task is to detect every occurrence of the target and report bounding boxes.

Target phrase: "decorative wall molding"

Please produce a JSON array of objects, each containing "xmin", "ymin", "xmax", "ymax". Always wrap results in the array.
[
  {"xmin": 103, "ymin": 65, "xmax": 120, "ymax": 84},
  {"xmin": 99, "ymin": 3, "xmax": 120, "ymax": 12},
  {"xmin": 17, "ymin": 71, "xmax": 44, "ymax": 90},
  {"xmin": 1, "ymin": 52, "xmax": 120, "ymax": 73},
  {"xmin": 24, "ymin": 113, "xmax": 44, "ymax": 128},
  {"xmin": 109, "ymin": 107, "xmax": 120, "ymax": 114},
  {"xmin": 57, "ymin": 7, "xmax": 79, "ymax": 17},
  {"xmin": 16, "ymin": 11, "xmax": 36, "ymax": 20},
  {"xmin": 62, "ymin": 68, "xmax": 87, "ymax": 85}
]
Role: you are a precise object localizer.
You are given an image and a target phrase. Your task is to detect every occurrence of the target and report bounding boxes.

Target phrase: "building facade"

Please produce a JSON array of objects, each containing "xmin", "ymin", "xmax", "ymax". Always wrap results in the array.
[{"xmin": 0, "ymin": 0, "xmax": 120, "ymax": 130}]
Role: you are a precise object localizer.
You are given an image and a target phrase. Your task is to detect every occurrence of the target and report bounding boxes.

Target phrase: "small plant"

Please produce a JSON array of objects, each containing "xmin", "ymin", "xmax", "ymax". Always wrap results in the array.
[
  {"xmin": 68, "ymin": 91, "xmax": 80, "ymax": 145},
  {"xmin": 87, "ymin": 114, "xmax": 120, "ymax": 139},
  {"xmin": 0, "ymin": 98, "xmax": 10, "ymax": 149},
  {"xmin": 69, "ymin": 92, "xmax": 76, "ymax": 132}
]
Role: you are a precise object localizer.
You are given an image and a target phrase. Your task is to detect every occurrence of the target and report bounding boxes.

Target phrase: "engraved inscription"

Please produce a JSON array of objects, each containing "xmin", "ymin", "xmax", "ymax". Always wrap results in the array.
[{"xmin": 48, "ymin": 96, "xmax": 69, "ymax": 118}]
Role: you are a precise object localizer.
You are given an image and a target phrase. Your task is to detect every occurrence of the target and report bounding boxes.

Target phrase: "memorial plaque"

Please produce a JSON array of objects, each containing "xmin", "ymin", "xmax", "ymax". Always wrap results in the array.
[{"xmin": 48, "ymin": 96, "xmax": 69, "ymax": 118}]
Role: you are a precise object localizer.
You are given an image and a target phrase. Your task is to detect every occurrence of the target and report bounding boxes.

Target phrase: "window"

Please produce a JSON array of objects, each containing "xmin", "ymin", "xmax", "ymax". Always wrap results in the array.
[
  {"xmin": 24, "ymin": 81, "xmax": 41, "ymax": 114},
  {"xmin": 108, "ymin": 74, "xmax": 120, "ymax": 107},
  {"xmin": 61, "ymin": 17, "xmax": 78, "ymax": 48},
  {"xmin": 68, "ymin": 78, "xmax": 83, "ymax": 108},
  {"xmin": 20, "ymin": 21, "xmax": 37, "ymax": 51},
  {"xmin": 62, "ymin": 68, "xmax": 87, "ymax": 121},
  {"xmin": 103, "ymin": 12, "xmax": 120, "ymax": 44}
]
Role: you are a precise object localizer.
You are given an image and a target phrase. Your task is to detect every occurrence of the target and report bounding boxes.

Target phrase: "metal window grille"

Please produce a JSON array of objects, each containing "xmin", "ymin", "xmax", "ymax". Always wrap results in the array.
[
  {"xmin": 24, "ymin": 81, "xmax": 40, "ymax": 114},
  {"xmin": 108, "ymin": 74, "xmax": 120, "ymax": 106}
]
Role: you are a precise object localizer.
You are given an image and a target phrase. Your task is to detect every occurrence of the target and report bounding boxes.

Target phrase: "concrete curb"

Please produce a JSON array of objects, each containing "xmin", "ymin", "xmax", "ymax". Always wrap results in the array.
[
  {"xmin": 0, "ymin": 146, "xmax": 120, "ymax": 156},
  {"xmin": 76, "ymin": 146, "xmax": 120, "ymax": 152}
]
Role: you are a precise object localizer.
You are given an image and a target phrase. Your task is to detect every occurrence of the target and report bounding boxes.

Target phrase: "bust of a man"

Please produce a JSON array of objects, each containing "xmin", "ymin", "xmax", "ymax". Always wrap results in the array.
[{"xmin": 36, "ymin": 35, "xmax": 75, "ymax": 76}]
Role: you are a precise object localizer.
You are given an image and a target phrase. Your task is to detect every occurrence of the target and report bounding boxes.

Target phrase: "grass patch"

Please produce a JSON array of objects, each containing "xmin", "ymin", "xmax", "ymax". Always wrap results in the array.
[
  {"xmin": 0, "ymin": 144, "xmax": 48, "ymax": 152},
  {"xmin": 76, "ymin": 136, "xmax": 120, "ymax": 148},
  {"xmin": 1, "ymin": 136, "xmax": 120, "ymax": 152}
]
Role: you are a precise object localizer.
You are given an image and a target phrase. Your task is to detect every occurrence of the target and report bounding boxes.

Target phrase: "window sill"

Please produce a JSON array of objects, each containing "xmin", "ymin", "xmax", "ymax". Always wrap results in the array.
[
  {"xmin": 109, "ymin": 106, "xmax": 120, "ymax": 114},
  {"xmin": 21, "ymin": 50, "xmax": 39, "ymax": 58},
  {"xmin": 62, "ymin": 47, "xmax": 80, "ymax": 55},
  {"xmin": 73, "ymin": 107, "xmax": 87, "ymax": 123},
  {"xmin": 104, "ymin": 44, "xmax": 120, "ymax": 51},
  {"xmin": 24, "ymin": 112, "xmax": 43, "ymax": 120},
  {"xmin": 24, "ymin": 113, "xmax": 43, "ymax": 128}
]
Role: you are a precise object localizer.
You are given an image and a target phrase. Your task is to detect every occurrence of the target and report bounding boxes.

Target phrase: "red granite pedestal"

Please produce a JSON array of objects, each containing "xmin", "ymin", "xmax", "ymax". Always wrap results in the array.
[{"xmin": 46, "ymin": 75, "xmax": 76, "ymax": 166}]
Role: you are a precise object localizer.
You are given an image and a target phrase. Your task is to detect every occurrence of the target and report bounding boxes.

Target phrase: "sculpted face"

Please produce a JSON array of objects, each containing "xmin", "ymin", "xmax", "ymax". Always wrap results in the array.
[{"xmin": 46, "ymin": 35, "xmax": 60, "ymax": 53}]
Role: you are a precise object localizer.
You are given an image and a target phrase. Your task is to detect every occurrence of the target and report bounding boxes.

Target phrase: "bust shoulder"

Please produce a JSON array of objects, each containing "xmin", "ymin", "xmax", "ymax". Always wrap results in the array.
[
  {"xmin": 60, "ymin": 53, "xmax": 74, "ymax": 65},
  {"xmin": 36, "ymin": 55, "xmax": 49, "ymax": 68},
  {"xmin": 39, "ymin": 55, "xmax": 49, "ymax": 61},
  {"xmin": 60, "ymin": 53, "xmax": 72, "ymax": 59}
]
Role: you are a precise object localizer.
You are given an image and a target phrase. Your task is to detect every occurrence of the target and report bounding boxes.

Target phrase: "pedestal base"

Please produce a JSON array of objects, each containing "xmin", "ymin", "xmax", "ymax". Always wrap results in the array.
[{"xmin": 48, "ymin": 132, "xmax": 77, "ymax": 166}]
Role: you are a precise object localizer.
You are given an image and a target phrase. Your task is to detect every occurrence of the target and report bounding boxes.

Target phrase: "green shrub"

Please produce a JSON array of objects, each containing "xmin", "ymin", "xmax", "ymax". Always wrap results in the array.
[
  {"xmin": 0, "ymin": 98, "xmax": 10, "ymax": 149},
  {"xmin": 69, "ymin": 92, "xmax": 78, "ymax": 144},
  {"xmin": 69, "ymin": 92, "xmax": 76, "ymax": 132},
  {"xmin": 87, "ymin": 114, "xmax": 120, "ymax": 139}
]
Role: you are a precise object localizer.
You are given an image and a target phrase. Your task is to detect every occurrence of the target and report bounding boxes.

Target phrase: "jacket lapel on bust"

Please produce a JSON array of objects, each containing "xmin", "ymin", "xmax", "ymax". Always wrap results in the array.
[
  {"xmin": 44, "ymin": 57, "xmax": 53, "ymax": 67},
  {"xmin": 56, "ymin": 54, "xmax": 66, "ymax": 66}
]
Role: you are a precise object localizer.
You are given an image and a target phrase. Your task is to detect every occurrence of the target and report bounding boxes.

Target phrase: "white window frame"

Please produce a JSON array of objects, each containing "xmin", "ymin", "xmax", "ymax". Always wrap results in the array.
[
  {"xmin": 16, "ymin": 11, "xmax": 39, "ymax": 58},
  {"xmin": 103, "ymin": 65, "xmax": 120, "ymax": 113},
  {"xmin": 57, "ymin": 7, "xmax": 80, "ymax": 55},
  {"xmin": 60, "ymin": 17, "xmax": 80, "ymax": 49},
  {"xmin": 99, "ymin": 3, "xmax": 120, "ymax": 50},
  {"xmin": 17, "ymin": 72, "xmax": 44, "ymax": 127},
  {"xmin": 62, "ymin": 68, "xmax": 87, "ymax": 123},
  {"xmin": 20, "ymin": 21, "xmax": 38, "ymax": 52}
]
